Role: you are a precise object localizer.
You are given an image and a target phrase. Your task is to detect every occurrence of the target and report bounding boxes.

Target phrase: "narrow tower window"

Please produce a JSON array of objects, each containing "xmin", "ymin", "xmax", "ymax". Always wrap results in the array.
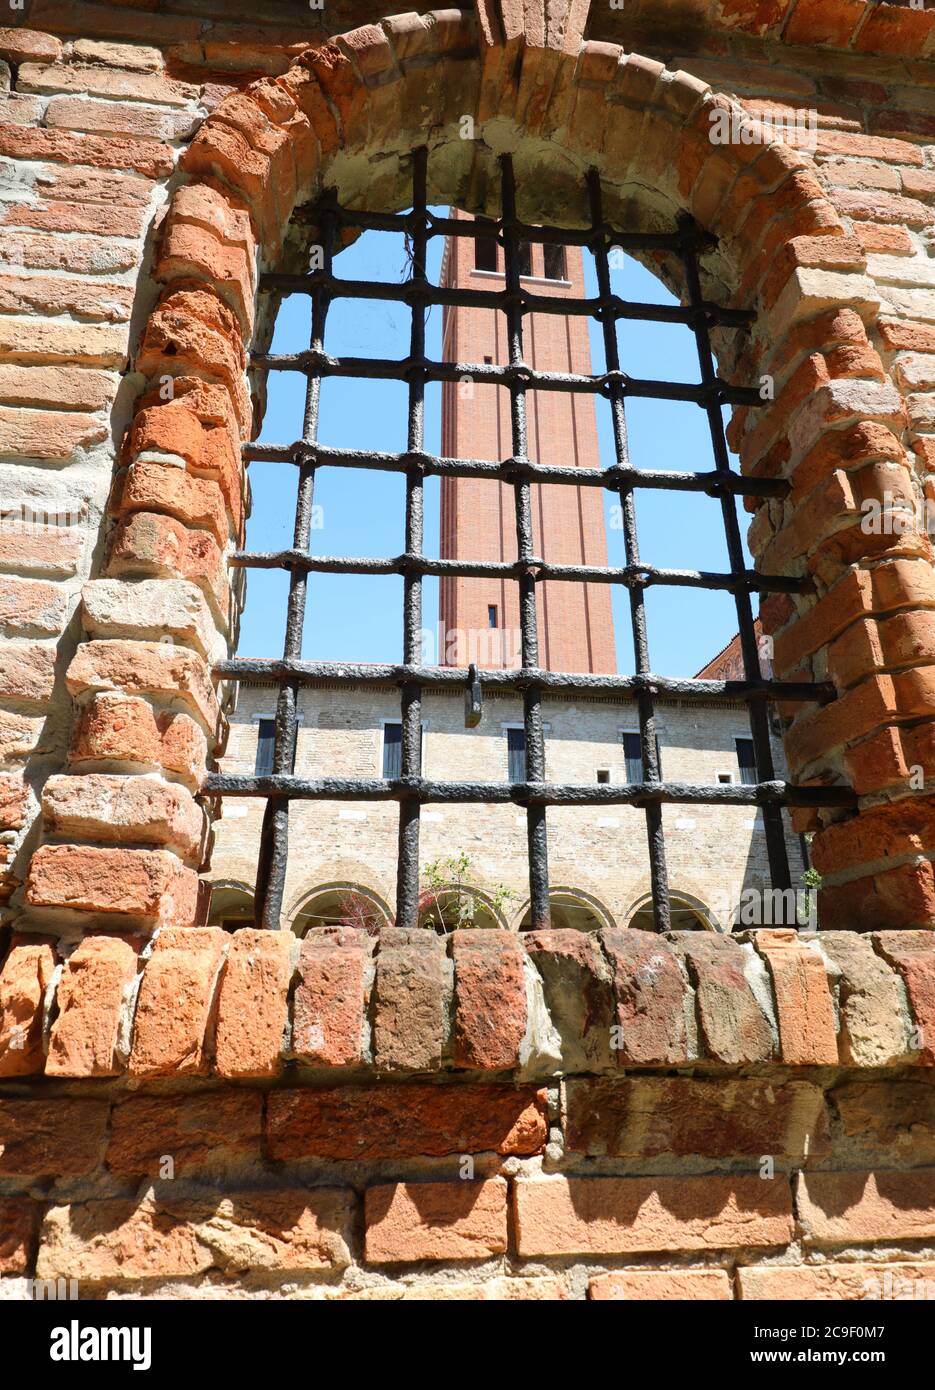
[
  {"xmin": 543, "ymin": 243, "xmax": 565, "ymax": 280},
  {"xmin": 474, "ymin": 235, "xmax": 498, "ymax": 271}
]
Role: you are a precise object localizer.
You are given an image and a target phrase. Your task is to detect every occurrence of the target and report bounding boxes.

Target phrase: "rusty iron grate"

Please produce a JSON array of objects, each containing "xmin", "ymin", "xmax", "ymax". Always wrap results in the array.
[{"xmin": 207, "ymin": 148, "xmax": 855, "ymax": 933}]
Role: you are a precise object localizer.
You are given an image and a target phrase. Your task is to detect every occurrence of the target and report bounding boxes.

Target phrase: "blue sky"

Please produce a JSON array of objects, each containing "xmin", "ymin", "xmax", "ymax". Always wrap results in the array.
[{"xmin": 240, "ymin": 221, "xmax": 750, "ymax": 676}]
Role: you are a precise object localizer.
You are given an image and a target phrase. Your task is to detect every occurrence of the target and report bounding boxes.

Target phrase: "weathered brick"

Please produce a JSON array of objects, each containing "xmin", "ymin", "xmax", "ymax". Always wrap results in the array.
[
  {"xmin": 45, "ymin": 94, "xmax": 196, "ymax": 141},
  {"xmin": 107, "ymin": 512, "xmax": 226, "ymax": 618},
  {"xmin": 69, "ymin": 691, "xmax": 206, "ymax": 790},
  {"xmin": 0, "ymin": 773, "xmax": 27, "ymax": 831},
  {"xmin": 0, "ymin": 935, "xmax": 56, "ymax": 1077},
  {"xmin": 0, "ymin": 125, "xmax": 173, "ymax": 178},
  {"xmin": 267, "ymin": 1084, "xmax": 547, "ymax": 1161},
  {"xmin": 0, "ymin": 406, "xmax": 108, "ymax": 461},
  {"xmin": 738, "ymin": 1262, "xmax": 935, "ymax": 1300},
  {"xmin": 0, "ymin": 199, "xmax": 147, "ymax": 239},
  {"xmin": 107, "ymin": 1089, "xmax": 262, "ymax": 1175},
  {"xmin": 0, "ymin": 364, "xmax": 118, "ymax": 410},
  {"xmin": 26, "ymin": 844, "xmax": 199, "ymax": 928},
  {"xmin": 41, "ymin": 773, "xmax": 204, "ymax": 862},
  {"xmin": 0, "ymin": 575, "xmax": 68, "ymax": 635},
  {"xmin": 365, "ymin": 1178, "xmax": 508, "ymax": 1264},
  {"xmin": 853, "ymin": 222, "xmax": 914, "ymax": 255},
  {"xmin": 18, "ymin": 61, "xmax": 197, "ymax": 107},
  {"xmin": 831, "ymin": 189, "xmax": 935, "ymax": 228},
  {"xmin": 373, "ymin": 927, "xmax": 447, "ymax": 1071},
  {"xmin": 600, "ymin": 928, "xmax": 691, "ymax": 1065},
  {"xmin": 0, "ymin": 641, "xmax": 56, "ymax": 704},
  {"xmin": 815, "ymin": 932, "xmax": 909, "ymax": 1065},
  {"xmin": 513, "ymin": 1174, "xmax": 794, "ymax": 1257},
  {"xmin": 0, "ymin": 316, "xmax": 127, "ymax": 367},
  {"xmin": 0, "ymin": 1098, "xmax": 109, "ymax": 1177},
  {"xmin": 292, "ymin": 926, "xmax": 371, "ymax": 1067},
  {"xmin": 81, "ymin": 577, "xmax": 225, "ymax": 664},
  {"xmin": 0, "ymin": 517, "xmax": 83, "ymax": 577},
  {"xmin": 129, "ymin": 927, "xmax": 226, "ymax": 1076},
  {"xmin": 783, "ymin": 0, "xmax": 863, "ymax": 47},
  {"xmin": 38, "ymin": 1188, "xmax": 352, "ymax": 1281},
  {"xmin": 832, "ymin": 1079, "xmax": 935, "ymax": 1163},
  {"xmin": 72, "ymin": 39, "xmax": 163, "ymax": 71},
  {"xmin": 0, "ymin": 229, "xmax": 139, "ymax": 275},
  {"xmin": 66, "ymin": 639, "xmax": 221, "ymax": 738},
  {"xmin": 798, "ymin": 1170, "xmax": 935, "ymax": 1244},
  {"xmin": 452, "ymin": 929, "xmax": 526, "ymax": 1070},
  {"xmin": 0, "ymin": 1197, "xmax": 37, "ymax": 1274},
  {"xmin": 590, "ymin": 1269, "xmax": 731, "ymax": 1300},
  {"xmin": 565, "ymin": 1077, "xmax": 827, "ymax": 1159},
  {"xmin": 0, "ymin": 27, "xmax": 62, "ymax": 63},
  {"xmin": 752, "ymin": 930, "xmax": 838, "ymax": 1064},
  {"xmin": 873, "ymin": 932, "xmax": 935, "ymax": 1062},
  {"xmin": 214, "ymin": 928, "xmax": 291, "ymax": 1079},
  {"xmin": 113, "ymin": 461, "xmax": 230, "ymax": 547},
  {"xmin": 332, "ymin": 1276, "xmax": 566, "ymax": 1300},
  {"xmin": 35, "ymin": 165, "xmax": 153, "ymax": 206},
  {"xmin": 674, "ymin": 935, "xmax": 775, "ymax": 1064},
  {"xmin": 522, "ymin": 928, "xmax": 615, "ymax": 1071},
  {"xmin": 820, "ymin": 860, "xmax": 935, "ymax": 934},
  {"xmin": 46, "ymin": 934, "xmax": 141, "ymax": 1078}
]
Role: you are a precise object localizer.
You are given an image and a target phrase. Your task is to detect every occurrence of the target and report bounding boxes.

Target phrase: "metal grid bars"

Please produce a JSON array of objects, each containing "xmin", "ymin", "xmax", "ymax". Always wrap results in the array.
[{"xmin": 209, "ymin": 147, "xmax": 857, "ymax": 935}]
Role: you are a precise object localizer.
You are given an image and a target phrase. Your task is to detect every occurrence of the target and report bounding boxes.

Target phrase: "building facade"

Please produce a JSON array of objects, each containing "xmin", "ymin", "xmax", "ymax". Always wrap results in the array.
[{"xmin": 208, "ymin": 678, "xmax": 806, "ymax": 936}]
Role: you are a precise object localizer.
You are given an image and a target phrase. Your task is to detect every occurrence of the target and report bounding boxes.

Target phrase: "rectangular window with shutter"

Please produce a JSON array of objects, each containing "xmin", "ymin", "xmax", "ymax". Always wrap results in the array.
[
  {"xmin": 382, "ymin": 722, "xmax": 403, "ymax": 778},
  {"xmin": 736, "ymin": 736, "xmax": 757, "ymax": 786},
  {"xmin": 622, "ymin": 731, "xmax": 662, "ymax": 782},
  {"xmin": 255, "ymin": 719, "xmax": 297, "ymax": 775},
  {"xmin": 507, "ymin": 726, "xmax": 525, "ymax": 782}
]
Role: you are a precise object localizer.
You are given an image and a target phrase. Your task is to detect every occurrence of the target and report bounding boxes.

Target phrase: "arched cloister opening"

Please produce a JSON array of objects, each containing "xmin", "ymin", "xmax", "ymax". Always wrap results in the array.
[
  {"xmin": 291, "ymin": 884, "xmax": 391, "ymax": 935},
  {"xmin": 418, "ymin": 883, "xmax": 507, "ymax": 934},
  {"xmin": 626, "ymin": 891, "xmax": 719, "ymax": 933},
  {"xmin": 518, "ymin": 889, "xmax": 614, "ymax": 933},
  {"xmin": 207, "ymin": 882, "xmax": 256, "ymax": 933}
]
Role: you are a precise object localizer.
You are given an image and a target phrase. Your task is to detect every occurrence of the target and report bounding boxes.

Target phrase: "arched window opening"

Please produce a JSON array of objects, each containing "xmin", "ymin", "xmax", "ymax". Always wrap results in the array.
[
  {"xmin": 292, "ymin": 886, "xmax": 389, "ymax": 937},
  {"xmin": 627, "ymin": 893, "xmax": 715, "ymax": 933},
  {"xmin": 418, "ymin": 885, "xmax": 504, "ymax": 934},
  {"xmin": 207, "ymin": 884, "xmax": 255, "ymax": 934},
  {"xmin": 519, "ymin": 890, "xmax": 611, "ymax": 933},
  {"xmin": 209, "ymin": 140, "xmax": 845, "ymax": 937}
]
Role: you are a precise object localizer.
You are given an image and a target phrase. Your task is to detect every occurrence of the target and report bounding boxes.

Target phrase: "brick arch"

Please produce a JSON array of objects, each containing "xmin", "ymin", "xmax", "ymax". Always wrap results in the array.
[{"xmin": 22, "ymin": 3, "xmax": 935, "ymax": 936}]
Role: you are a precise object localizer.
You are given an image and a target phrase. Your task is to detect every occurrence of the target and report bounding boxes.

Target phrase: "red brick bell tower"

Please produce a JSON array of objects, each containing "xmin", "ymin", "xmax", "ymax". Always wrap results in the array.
[{"xmin": 439, "ymin": 212, "xmax": 617, "ymax": 673}]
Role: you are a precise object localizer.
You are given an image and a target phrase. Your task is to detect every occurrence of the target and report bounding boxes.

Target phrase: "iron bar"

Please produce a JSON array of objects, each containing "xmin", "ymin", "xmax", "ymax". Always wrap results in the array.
[
  {"xmin": 229, "ymin": 549, "xmax": 807, "ymax": 596},
  {"xmin": 396, "ymin": 147, "xmax": 429, "ymax": 929},
  {"xmin": 500, "ymin": 154, "xmax": 551, "ymax": 930},
  {"xmin": 678, "ymin": 211, "xmax": 791, "ymax": 892},
  {"xmin": 259, "ymin": 267, "xmax": 753, "ymax": 329},
  {"xmin": 243, "ymin": 440, "xmax": 790, "ymax": 500},
  {"xmin": 588, "ymin": 169, "xmax": 671, "ymax": 932},
  {"xmin": 250, "ymin": 349, "xmax": 761, "ymax": 408},
  {"xmin": 206, "ymin": 773, "xmax": 858, "ymax": 810}
]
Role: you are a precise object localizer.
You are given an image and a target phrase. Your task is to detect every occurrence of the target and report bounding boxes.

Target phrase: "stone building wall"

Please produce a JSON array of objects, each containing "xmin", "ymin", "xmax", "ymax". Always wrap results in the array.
[
  {"xmin": 211, "ymin": 681, "xmax": 804, "ymax": 930},
  {"xmin": 0, "ymin": 0, "xmax": 934, "ymax": 1304}
]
